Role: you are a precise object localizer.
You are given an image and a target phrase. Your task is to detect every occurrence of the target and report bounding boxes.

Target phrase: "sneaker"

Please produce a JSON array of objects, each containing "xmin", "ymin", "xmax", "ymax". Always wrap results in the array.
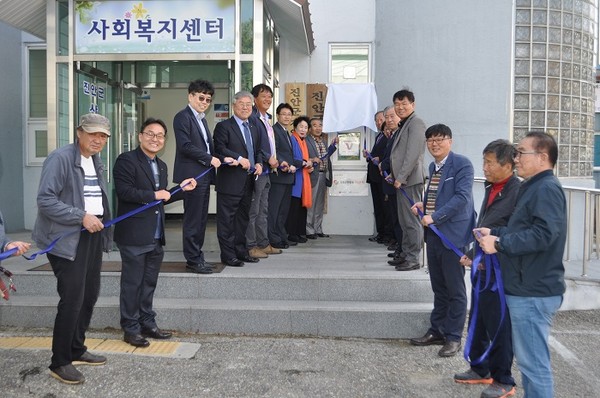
[
  {"xmin": 454, "ymin": 369, "xmax": 493, "ymax": 385},
  {"xmin": 72, "ymin": 351, "xmax": 106, "ymax": 366},
  {"xmin": 50, "ymin": 364, "xmax": 85, "ymax": 384},
  {"xmin": 480, "ymin": 381, "xmax": 516, "ymax": 398},
  {"xmin": 249, "ymin": 247, "xmax": 268, "ymax": 258}
]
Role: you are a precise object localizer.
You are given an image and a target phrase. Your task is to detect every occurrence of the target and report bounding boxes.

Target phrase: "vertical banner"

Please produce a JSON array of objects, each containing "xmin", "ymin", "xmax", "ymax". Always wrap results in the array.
[
  {"xmin": 285, "ymin": 83, "xmax": 306, "ymax": 116},
  {"xmin": 306, "ymin": 84, "xmax": 327, "ymax": 119}
]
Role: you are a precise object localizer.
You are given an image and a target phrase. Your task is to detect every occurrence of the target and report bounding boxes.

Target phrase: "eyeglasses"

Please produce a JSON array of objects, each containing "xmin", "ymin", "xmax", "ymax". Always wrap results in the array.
[
  {"xmin": 142, "ymin": 131, "xmax": 166, "ymax": 140},
  {"xmin": 236, "ymin": 102, "xmax": 253, "ymax": 108},
  {"xmin": 513, "ymin": 150, "xmax": 539, "ymax": 159},
  {"xmin": 426, "ymin": 137, "xmax": 450, "ymax": 144},
  {"xmin": 196, "ymin": 95, "xmax": 212, "ymax": 103}
]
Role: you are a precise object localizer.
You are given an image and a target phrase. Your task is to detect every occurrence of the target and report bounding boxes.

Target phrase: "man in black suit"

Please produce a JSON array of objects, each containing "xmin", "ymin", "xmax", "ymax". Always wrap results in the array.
[
  {"xmin": 364, "ymin": 110, "xmax": 389, "ymax": 243},
  {"xmin": 113, "ymin": 118, "xmax": 197, "ymax": 348},
  {"xmin": 268, "ymin": 103, "xmax": 302, "ymax": 249},
  {"xmin": 173, "ymin": 80, "xmax": 221, "ymax": 274},
  {"xmin": 213, "ymin": 91, "xmax": 264, "ymax": 266}
]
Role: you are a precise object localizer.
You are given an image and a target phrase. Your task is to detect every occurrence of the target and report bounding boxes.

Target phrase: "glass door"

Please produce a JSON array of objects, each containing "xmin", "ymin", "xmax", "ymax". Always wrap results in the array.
[{"xmin": 75, "ymin": 61, "xmax": 142, "ymax": 212}]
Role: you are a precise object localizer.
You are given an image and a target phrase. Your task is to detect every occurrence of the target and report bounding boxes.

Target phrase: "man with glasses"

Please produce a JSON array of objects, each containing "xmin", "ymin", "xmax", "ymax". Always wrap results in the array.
[
  {"xmin": 114, "ymin": 118, "xmax": 197, "ymax": 348},
  {"xmin": 389, "ymin": 89, "xmax": 427, "ymax": 271},
  {"xmin": 409, "ymin": 124, "xmax": 476, "ymax": 358},
  {"xmin": 173, "ymin": 79, "xmax": 221, "ymax": 274},
  {"xmin": 214, "ymin": 91, "xmax": 264, "ymax": 267},
  {"xmin": 476, "ymin": 132, "xmax": 566, "ymax": 398}
]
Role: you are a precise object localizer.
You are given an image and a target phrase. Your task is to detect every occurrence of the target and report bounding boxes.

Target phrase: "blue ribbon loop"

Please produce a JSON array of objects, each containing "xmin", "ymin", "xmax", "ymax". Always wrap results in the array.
[
  {"xmin": 463, "ymin": 246, "xmax": 507, "ymax": 365},
  {"xmin": 22, "ymin": 164, "xmax": 220, "ymax": 261}
]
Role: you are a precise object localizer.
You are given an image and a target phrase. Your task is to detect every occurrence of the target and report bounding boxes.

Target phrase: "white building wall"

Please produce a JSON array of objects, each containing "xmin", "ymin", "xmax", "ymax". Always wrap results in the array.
[
  {"xmin": 279, "ymin": 0, "xmax": 378, "ymax": 235},
  {"xmin": 375, "ymin": 0, "xmax": 515, "ymax": 177}
]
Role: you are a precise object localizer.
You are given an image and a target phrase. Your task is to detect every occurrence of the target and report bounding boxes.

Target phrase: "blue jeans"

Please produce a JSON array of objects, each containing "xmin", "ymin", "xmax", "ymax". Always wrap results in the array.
[{"xmin": 506, "ymin": 295, "xmax": 562, "ymax": 398}]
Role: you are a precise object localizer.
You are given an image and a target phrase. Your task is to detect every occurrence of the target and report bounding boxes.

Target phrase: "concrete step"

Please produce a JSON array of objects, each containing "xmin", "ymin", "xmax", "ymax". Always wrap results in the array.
[
  {"xmin": 0, "ymin": 296, "xmax": 432, "ymax": 338},
  {"xmin": 12, "ymin": 271, "xmax": 434, "ymax": 302}
]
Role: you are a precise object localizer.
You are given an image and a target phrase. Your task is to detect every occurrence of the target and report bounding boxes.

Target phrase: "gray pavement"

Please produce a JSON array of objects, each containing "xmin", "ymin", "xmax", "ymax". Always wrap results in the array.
[
  {"xmin": 0, "ymin": 309, "xmax": 599, "ymax": 397},
  {"xmin": 2, "ymin": 220, "xmax": 600, "ymax": 397}
]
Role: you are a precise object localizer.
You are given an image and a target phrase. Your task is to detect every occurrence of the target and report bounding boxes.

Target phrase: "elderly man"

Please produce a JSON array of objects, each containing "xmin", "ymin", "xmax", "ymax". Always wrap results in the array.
[
  {"xmin": 409, "ymin": 124, "xmax": 476, "ymax": 358},
  {"xmin": 364, "ymin": 110, "xmax": 388, "ymax": 243},
  {"xmin": 476, "ymin": 132, "xmax": 566, "ymax": 398},
  {"xmin": 33, "ymin": 113, "xmax": 112, "ymax": 384},
  {"xmin": 214, "ymin": 91, "xmax": 264, "ymax": 267},
  {"xmin": 455, "ymin": 139, "xmax": 518, "ymax": 398},
  {"xmin": 113, "ymin": 118, "xmax": 197, "ymax": 348}
]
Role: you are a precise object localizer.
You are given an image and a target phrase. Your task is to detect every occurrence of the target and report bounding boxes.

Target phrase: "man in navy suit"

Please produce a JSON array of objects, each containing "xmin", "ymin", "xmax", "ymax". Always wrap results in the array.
[
  {"xmin": 213, "ymin": 91, "xmax": 264, "ymax": 266},
  {"xmin": 114, "ymin": 118, "xmax": 197, "ymax": 348},
  {"xmin": 268, "ymin": 103, "xmax": 302, "ymax": 249},
  {"xmin": 409, "ymin": 124, "xmax": 476, "ymax": 358},
  {"xmin": 173, "ymin": 80, "xmax": 221, "ymax": 274}
]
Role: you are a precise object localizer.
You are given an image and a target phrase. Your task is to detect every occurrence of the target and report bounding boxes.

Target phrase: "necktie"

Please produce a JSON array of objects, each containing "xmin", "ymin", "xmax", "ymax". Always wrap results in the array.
[
  {"xmin": 197, "ymin": 114, "xmax": 211, "ymax": 154},
  {"xmin": 242, "ymin": 121, "xmax": 255, "ymax": 166},
  {"xmin": 149, "ymin": 159, "xmax": 160, "ymax": 189},
  {"xmin": 149, "ymin": 159, "xmax": 162, "ymax": 239},
  {"xmin": 261, "ymin": 115, "xmax": 276, "ymax": 158}
]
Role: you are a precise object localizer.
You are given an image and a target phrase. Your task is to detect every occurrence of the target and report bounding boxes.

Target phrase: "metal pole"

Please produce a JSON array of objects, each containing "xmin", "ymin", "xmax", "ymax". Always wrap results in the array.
[{"xmin": 582, "ymin": 191, "xmax": 590, "ymax": 277}]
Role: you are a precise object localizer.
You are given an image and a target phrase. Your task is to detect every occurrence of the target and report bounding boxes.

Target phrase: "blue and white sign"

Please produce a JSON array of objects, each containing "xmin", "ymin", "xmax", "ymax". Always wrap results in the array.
[{"xmin": 75, "ymin": 0, "xmax": 235, "ymax": 54}]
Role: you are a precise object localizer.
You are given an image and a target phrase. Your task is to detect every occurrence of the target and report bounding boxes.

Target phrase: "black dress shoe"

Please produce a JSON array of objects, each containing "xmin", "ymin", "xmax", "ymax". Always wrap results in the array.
[
  {"xmin": 438, "ymin": 340, "xmax": 461, "ymax": 357},
  {"xmin": 317, "ymin": 233, "xmax": 329, "ymax": 238},
  {"xmin": 271, "ymin": 241, "xmax": 289, "ymax": 249},
  {"xmin": 124, "ymin": 333, "xmax": 150, "ymax": 347},
  {"xmin": 368, "ymin": 235, "xmax": 381, "ymax": 242},
  {"xmin": 410, "ymin": 332, "xmax": 445, "ymax": 346},
  {"xmin": 141, "ymin": 327, "xmax": 172, "ymax": 340},
  {"xmin": 224, "ymin": 258, "xmax": 244, "ymax": 267},
  {"xmin": 395, "ymin": 263, "xmax": 420, "ymax": 271},
  {"xmin": 286, "ymin": 239, "xmax": 298, "ymax": 246},
  {"xmin": 297, "ymin": 236, "xmax": 308, "ymax": 243},
  {"xmin": 388, "ymin": 257, "xmax": 407, "ymax": 266},
  {"xmin": 238, "ymin": 255, "xmax": 259, "ymax": 263},
  {"xmin": 306, "ymin": 234, "xmax": 317, "ymax": 239},
  {"xmin": 288, "ymin": 235, "xmax": 300, "ymax": 242},
  {"xmin": 186, "ymin": 263, "xmax": 213, "ymax": 274}
]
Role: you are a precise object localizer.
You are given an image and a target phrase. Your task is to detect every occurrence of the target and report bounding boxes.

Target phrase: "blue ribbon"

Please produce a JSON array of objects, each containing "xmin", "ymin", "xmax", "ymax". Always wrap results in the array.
[
  {"xmin": 0, "ymin": 247, "xmax": 18, "ymax": 261},
  {"xmin": 312, "ymin": 143, "xmax": 337, "ymax": 167},
  {"xmin": 383, "ymin": 170, "xmax": 464, "ymax": 258},
  {"xmin": 463, "ymin": 245, "xmax": 507, "ymax": 366},
  {"xmin": 23, "ymin": 164, "xmax": 219, "ymax": 261},
  {"xmin": 363, "ymin": 138, "xmax": 379, "ymax": 166}
]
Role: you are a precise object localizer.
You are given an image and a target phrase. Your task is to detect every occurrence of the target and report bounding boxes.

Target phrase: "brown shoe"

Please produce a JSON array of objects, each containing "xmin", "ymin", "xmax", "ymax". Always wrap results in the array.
[
  {"xmin": 261, "ymin": 244, "xmax": 282, "ymax": 255},
  {"xmin": 249, "ymin": 247, "xmax": 268, "ymax": 258}
]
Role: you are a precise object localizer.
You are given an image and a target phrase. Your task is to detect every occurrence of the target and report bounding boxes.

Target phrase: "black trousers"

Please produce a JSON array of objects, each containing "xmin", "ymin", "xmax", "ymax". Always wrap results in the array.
[
  {"xmin": 285, "ymin": 196, "xmax": 307, "ymax": 237},
  {"xmin": 118, "ymin": 241, "xmax": 164, "ymax": 335},
  {"xmin": 369, "ymin": 181, "xmax": 386, "ymax": 236},
  {"xmin": 468, "ymin": 270, "xmax": 515, "ymax": 385},
  {"xmin": 182, "ymin": 177, "xmax": 211, "ymax": 264},
  {"xmin": 426, "ymin": 231, "xmax": 467, "ymax": 342},
  {"xmin": 217, "ymin": 175, "xmax": 254, "ymax": 262},
  {"xmin": 48, "ymin": 230, "xmax": 102, "ymax": 370},
  {"xmin": 268, "ymin": 183, "xmax": 292, "ymax": 244},
  {"xmin": 384, "ymin": 192, "xmax": 403, "ymax": 244}
]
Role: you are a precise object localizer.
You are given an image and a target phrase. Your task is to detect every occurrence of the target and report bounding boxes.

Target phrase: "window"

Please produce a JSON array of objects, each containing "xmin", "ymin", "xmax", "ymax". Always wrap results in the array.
[
  {"xmin": 329, "ymin": 44, "xmax": 371, "ymax": 83},
  {"xmin": 25, "ymin": 45, "xmax": 48, "ymax": 165}
]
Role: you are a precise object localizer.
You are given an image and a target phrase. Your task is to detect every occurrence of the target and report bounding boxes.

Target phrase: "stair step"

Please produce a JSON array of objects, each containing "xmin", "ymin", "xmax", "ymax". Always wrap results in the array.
[{"xmin": 0, "ymin": 296, "xmax": 432, "ymax": 338}]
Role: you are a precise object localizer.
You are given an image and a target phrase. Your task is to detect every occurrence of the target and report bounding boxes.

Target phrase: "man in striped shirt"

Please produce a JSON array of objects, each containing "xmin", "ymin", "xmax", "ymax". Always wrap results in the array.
[
  {"xmin": 33, "ymin": 113, "xmax": 112, "ymax": 385},
  {"xmin": 409, "ymin": 124, "xmax": 476, "ymax": 358}
]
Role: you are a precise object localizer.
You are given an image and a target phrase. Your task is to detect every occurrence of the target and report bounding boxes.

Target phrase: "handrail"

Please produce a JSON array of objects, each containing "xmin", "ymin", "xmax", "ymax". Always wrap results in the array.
[{"xmin": 474, "ymin": 177, "xmax": 597, "ymax": 278}]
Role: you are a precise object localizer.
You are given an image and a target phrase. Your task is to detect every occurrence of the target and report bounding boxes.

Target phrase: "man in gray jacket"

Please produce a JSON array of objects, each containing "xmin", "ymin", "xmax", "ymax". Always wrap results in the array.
[
  {"xmin": 33, "ymin": 113, "xmax": 112, "ymax": 385},
  {"xmin": 389, "ymin": 89, "xmax": 427, "ymax": 270}
]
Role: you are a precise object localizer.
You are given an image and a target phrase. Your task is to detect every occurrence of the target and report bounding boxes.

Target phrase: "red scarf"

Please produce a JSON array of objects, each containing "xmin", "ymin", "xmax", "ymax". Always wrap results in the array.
[{"xmin": 293, "ymin": 131, "xmax": 312, "ymax": 208}]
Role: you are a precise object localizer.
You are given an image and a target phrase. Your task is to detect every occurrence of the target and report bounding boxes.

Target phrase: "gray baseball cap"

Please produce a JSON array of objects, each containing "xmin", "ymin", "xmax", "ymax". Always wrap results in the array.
[{"xmin": 78, "ymin": 113, "xmax": 111, "ymax": 136}]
